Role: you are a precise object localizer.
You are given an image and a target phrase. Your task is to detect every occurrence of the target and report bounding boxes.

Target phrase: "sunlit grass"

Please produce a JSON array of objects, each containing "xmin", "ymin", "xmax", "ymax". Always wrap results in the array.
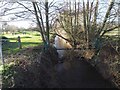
[
  {"xmin": 105, "ymin": 29, "xmax": 119, "ymax": 36},
  {"xmin": 2, "ymin": 31, "xmax": 43, "ymax": 55}
]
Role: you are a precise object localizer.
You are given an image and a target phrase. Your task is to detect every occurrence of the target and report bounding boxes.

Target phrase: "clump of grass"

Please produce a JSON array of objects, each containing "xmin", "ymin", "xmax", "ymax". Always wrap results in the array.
[
  {"xmin": 1, "ymin": 62, "xmax": 16, "ymax": 88},
  {"xmin": 2, "ymin": 45, "xmax": 59, "ymax": 88},
  {"xmin": 92, "ymin": 44, "xmax": 120, "ymax": 89}
]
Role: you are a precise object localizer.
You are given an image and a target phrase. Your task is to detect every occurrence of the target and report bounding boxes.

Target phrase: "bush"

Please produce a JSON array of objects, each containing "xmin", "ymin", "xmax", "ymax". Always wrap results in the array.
[
  {"xmin": 1, "ymin": 36, "xmax": 9, "ymax": 43},
  {"xmin": 2, "ymin": 36, "xmax": 8, "ymax": 39},
  {"xmin": 2, "ymin": 62, "xmax": 15, "ymax": 88},
  {"xmin": 2, "ymin": 45, "xmax": 59, "ymax": 88},
  {"xmin": 94, "ymin": 44, "xmax": 120, "ymax": 88}
]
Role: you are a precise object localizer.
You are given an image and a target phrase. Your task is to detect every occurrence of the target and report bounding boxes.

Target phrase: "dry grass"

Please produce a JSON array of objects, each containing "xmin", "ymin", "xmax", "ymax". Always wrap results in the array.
[
  {"xmin": 82, "ymin": 49, "xmax": 95, "ymax": 60},
  {"xmin": 2, "ymin": 45, "xmax": 60, "ymax": 88},
  {"xmin": 2, "ymin": 42, "xmax": 120, "ymax": 88},
  {"xmin": 95, "ymin": 44, "xmax": 120, "ymax": 88},
  {"xmin": 63, "ymin": 45, "xmax": 120, "ymax": 89},
  {"xmin": 62, "ymin": 50, "xmax": 82, "ymax": 70}
]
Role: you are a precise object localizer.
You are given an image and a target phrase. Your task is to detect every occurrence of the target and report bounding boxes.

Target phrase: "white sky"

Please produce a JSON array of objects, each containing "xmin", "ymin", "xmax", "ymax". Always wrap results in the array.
[
  {"xmin": 8, "ymin": 21, "xmax": 33, "ymax": 29},
  {"xmin": 0, "ymin": 0, "xmax": 62, "ymax": 29},
  {"xmin": 0, "ymin": 0, "xmax": 118, "ymax": 29}
]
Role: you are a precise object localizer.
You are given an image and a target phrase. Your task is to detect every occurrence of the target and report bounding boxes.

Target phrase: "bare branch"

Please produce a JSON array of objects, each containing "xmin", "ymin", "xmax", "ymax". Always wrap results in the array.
[
  {"xmin": 17, "ymin": 2, "xmax": 34, "ymax": 14},
  {"xmin": 98, "ymin": 0, "xmax": 115, "ymax": 36},
  {"xmin": 32, "ymin": 2, "xmax": 46, "ymax": 43},
  {"xmin": 100, "ymin": 25, "xmax": 120, "ymax": 37},
  {"xmin": 50, "ymin": 32, "xmax": 71, "ymax": 43}
]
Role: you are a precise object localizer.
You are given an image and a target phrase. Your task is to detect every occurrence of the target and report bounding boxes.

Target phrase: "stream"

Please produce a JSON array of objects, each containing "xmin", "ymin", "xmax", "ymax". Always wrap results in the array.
[{"xmin": 55, "ymin": 59, "xmax": 115, "ymax": 88}]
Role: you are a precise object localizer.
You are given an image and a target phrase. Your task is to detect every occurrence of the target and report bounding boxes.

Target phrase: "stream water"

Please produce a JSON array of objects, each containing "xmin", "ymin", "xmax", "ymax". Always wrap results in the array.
[{"xmin": 54, "ymin": 35, "xmax": 72, "ymax": 58}]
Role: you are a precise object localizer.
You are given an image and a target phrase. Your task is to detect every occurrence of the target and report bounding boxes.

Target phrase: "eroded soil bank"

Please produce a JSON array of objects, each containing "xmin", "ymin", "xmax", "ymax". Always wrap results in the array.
[
  {"xmin": 2, "ymin": 46, "xmax": 118, "ymax": 88},
  {"xmin": 55, "ymin": 58, "xmax": 115, "ymax": 88}
]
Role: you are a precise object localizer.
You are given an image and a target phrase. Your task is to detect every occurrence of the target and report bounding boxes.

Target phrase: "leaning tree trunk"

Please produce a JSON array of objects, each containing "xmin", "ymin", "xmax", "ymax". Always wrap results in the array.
[
  {"xmin": 32, "ymin": 2, "xmax": 46, "ymax": 45},
  {"xmin": 45, "ymin": 0, "xmax": 50, "ymax": 47}
]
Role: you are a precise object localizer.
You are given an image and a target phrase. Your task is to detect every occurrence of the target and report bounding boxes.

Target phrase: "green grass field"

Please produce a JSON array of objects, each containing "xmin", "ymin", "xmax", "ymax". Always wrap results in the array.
[
  {"xmin": 0, "ymin": 31, "xmax": 43, "ymax": 85},
  {"xmin": 2, "ymin": 31, "xmax": 43, "ymax": 55}
]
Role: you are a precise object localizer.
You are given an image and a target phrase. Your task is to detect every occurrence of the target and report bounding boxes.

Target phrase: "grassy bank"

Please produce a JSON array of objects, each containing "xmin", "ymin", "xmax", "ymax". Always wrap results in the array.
[{"xmin": 2, "ymin": 31, "xmax": 43, "ymax": 55}]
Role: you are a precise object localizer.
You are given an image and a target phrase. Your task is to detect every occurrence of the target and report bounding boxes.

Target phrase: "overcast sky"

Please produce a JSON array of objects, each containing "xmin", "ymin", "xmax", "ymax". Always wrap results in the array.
[
  {"xmin": 0, "ymin": 0, "xmax": 63, "ymax": 28},
  {"xmin": 0, "ymin": 0, "xmax": 118, "ymax": 29}
]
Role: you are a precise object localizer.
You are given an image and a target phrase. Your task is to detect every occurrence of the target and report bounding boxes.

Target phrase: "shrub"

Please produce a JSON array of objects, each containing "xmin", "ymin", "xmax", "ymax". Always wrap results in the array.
[
  {"xmin": 94, "ymin": 44, "xmax": 120, "ymax": 88},
  {"xmin": 1, "ymin": 36, "xmax": 9, "ymax": 43},
  {"xmin": 2, "ymin": 45, "xmax": 59, "ymax": 88}
]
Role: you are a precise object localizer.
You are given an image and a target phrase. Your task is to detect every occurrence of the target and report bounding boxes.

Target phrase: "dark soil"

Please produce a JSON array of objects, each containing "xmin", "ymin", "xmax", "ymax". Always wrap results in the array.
[
  {"xmin": 55, "ymin": 58, "xmax": 116, "ymax": 88},
  {"xmin": 2, "ymin": 46, "xmax": 118, "ymax": 88}
]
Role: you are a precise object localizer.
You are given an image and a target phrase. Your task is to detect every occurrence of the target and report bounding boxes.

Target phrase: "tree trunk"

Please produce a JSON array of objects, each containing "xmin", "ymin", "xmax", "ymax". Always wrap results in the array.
[
  {"xmin": 32, "ymin": 2, "xmax": 46, "ymax": 44},
  {"xmin": 98, "ymin": 0, "xmax": 115, "ymax": 37},
  {"xmin": 83, "ymin": 1, "xmax": 88, "ymax": 48},
  {"xmin": 45, "ymin": 0, "xmax": 50, "ymax": 47}
]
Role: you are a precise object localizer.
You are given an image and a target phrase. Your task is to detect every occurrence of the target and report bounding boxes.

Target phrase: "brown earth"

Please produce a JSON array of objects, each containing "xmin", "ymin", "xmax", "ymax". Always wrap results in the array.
[
  {"xmin": 55, "ymin": 58, "xmax": 116, "ymax": 88},
  {"xmin": 2, "ymin": 46, "xmax": 118, "ymax": 88}
]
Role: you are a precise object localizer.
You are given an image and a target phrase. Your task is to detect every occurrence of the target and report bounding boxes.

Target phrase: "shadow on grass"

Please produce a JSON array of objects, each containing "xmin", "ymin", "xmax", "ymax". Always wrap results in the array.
[
  {"xmin": 22, "ymin": 42, "xmax": 42, "ymax": 47},
  {"xmin": 8, "ymin": 38, "xmax": 17, "ymax": 40},
  {"xmin": 21, "ymin": 36, "xmax": 32, "ymax": 39},
  {"xmin": 8, "ymin": 36, "xmax": 32, "ymax": 41},
  {"xmin": 34, "ymin": 34, "xmax": 40, "ymax": 36},
  {"xmin": 2, "ymin": 41, "xmax": 43, "ymax": 55}
]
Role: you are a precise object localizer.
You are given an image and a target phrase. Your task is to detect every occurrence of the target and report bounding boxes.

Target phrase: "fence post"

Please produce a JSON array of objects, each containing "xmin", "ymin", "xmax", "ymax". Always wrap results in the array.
[{"xmin": 17, "ymin": 36, "xmax": 22, "ymax": 49}]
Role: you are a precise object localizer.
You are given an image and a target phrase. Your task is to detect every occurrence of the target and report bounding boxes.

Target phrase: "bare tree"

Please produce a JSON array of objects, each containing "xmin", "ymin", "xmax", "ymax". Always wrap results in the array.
[
  {"xmin": 0, "ymin": 0, "xmax": 60, "ymax": 49},
  {"xmin": 54, "ymin": 1, "xmax": 84, "ymax": 48},
  {"xmin": 53, "ymin": 0, "xmax": 119, "ymax": 51},
  {"xmin": 0, "ymin": 0, "xmax": 119, "ymax": 50}
]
